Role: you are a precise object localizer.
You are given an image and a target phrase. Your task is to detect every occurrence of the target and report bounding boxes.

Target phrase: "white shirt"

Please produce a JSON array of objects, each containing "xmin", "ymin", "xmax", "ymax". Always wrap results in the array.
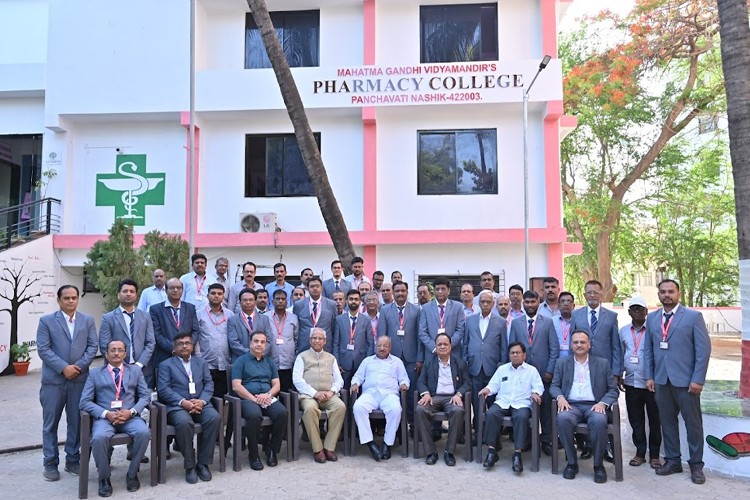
[
  {"xmin": 65, "ymin": 312, "xmax": 76, "ymax": 339},
  {"xmin": 344, "ymin": 274, "xmax": 371, "ymax": 287},
  {"xmin": 485, "ymin": 362, "xmax": 544, "ymax": 409},
  {"xmin": 569, "ymin": 356, "xmax": 596, "ymax": 402},
  {"xmin": 587, "ymin": 305, "xmax": 601, "ymax": 327},
  {"xmin": 436, "ymin": 357, "xmax": 454, "ymax": 395},
  {"xmin": 351, "ymin": 354, "xmax": 409, "ymax": 397},
  {"xmin": 479, "ymin": 313, "xmax": 492, "ymax": 339},
  {"xmin": 137, "ymin": 285, "xmax": 167, "ymax": 312},
  {"xmin": 180, "ymin": 271, "xmax": 217, "ymax": 307},
  {"xmin": 291, "ymin": 350, "xmax": 344, "ymax": 398}
]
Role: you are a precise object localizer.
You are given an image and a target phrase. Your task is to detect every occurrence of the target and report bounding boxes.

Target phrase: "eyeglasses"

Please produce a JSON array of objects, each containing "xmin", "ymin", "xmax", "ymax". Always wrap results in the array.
[
  {"xmin": 175, "ymin": 341, "xmax": 193, "ymax": 347},
  {"xmin": 108, "ymin": 348, "xmax": 126, "ymax": 353}
]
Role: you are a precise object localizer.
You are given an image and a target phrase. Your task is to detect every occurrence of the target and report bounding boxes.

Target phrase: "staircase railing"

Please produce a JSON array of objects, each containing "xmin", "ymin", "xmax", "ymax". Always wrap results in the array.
[{"xmin": 0, "ymin": 197, "xmax": 62, "ymax": 251}]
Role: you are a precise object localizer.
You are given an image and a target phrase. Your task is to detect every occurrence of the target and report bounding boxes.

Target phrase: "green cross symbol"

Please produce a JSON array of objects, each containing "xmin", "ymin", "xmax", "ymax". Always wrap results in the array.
[{"xmin": 96, "ymin": 154, "xmax": 165, "ymax": 226}]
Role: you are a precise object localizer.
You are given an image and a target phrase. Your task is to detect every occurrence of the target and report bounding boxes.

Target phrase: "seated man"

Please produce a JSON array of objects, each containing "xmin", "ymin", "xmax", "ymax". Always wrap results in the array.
[
  {"xmin": 157, "ymin": 333, "xmax": 221, "ymax": 483},
  {"xmin": 350, "ymin": 336, "xmax": 409, "ymax": 462},
  {"xmin": 479, "ymin": 342, "xmax": 543, "ymax": 473},
  {"xmin": 292, "ymin": 327, "xmax": 346, "ymax": 463},
  {"xmin": 550, "ymin": 330, "xmax": 619, "ymax": 484},
  {"xmin": 80, "ymin": 340, "xmax": 150, "ymax": 497},
  {"xmin": 416, "ymin": 333, "xmax": 470, "ymax": 467},
  {"xmin": 231, "ymin": 331, "xmax": 288, "ymax": 470}
]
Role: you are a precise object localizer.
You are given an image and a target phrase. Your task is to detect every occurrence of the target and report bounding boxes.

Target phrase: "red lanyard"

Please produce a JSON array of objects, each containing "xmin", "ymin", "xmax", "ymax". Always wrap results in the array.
[
  {"xmin": 206, "ymin": 307, "xmax": 226, "ymax": 326},
  {"xmin": 349, "ymin": 315, "xmax": 357, "ymax": 344},
  {"xmin": 631, "ymin": 325, "xmax": 646, "ymax": 355},
  {"xmin": 560, "ymin": 317, "xmax": 571, "ymax": 344},
  {"xmin": 273, "ymin": 313, "xmax": 286, "ymax": 339},
  {"xmin": 108, "ymin": 365, "xmax": 124, "ymax": 400},
  {"xmin": 527, "ymin": 318, "xmax": 537, "ymax": 345},
  {"xmin": 438, "ymin": 303, "xmax": 446, "ymax": 328},
  {"xmin": 576, "ymin": 359, "xmax": 589, "ymax": 385},
  {"xmin": 370, "ymin": 316, "xmax": 379, "ymax": 340},
  {"xmin": 242, "ymin": 311, "xmax": 254, "ymax": 331},
  {"xmin": 398, "ymin": 306, "xmax": 406, "ymax": 329},
  {"xmin": 661, "ymin": 313, "xmax": 673, "ymax": 341},
  {"xmin": 194, "ymin": 275, "xmax": 206, "ymax": 295}
]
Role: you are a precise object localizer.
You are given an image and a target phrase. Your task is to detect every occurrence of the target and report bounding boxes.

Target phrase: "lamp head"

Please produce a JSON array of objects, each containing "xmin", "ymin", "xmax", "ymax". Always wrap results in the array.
[{"xmin": 539, "ymin": 55, "xmax": 552, "ymax": 70}]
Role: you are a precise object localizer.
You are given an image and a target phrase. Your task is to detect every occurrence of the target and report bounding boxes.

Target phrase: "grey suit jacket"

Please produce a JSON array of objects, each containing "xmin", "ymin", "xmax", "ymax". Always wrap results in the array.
[
  {"xmin": 509, "ymin": 315, "xmax": 559, "ymax": 377},
  {"xmin": 462, "ymin": 313, "xmax": 508, "ymax": 377},
  {"xmin": 293, "ymin": 297, "xmax": 338, "ymax": 355},
  {"xmin": 80, "ymin": 364, "xmax": 150, "ymax": 417},
  {"xmin": 332, "ymin": 312, "xmax": 374, "ymax": 372},
  {"xmin": 36, "ymin": 311, "xmax": 98, "ymax": 385},
  {"xmin": 99, "ymin": 308, "xmax": 155, "ymax": 374},
  {"xmin": 227, "ymin": 311, "xmax": 272, "ymax": 362},
  {"xmin": 322, "ymin": 278, "xmax": 351, "ymax": 299},
  {"xmin": 157, "ymin": 355, "xmax": 214, "ymax": 413},
  {"xmin": 418, "ymin": 299, "xmax": 465, "ymax": 353},
  {"xmin": 643, "ymin": 305, "xmax": 711, "ymax": 387},
  {"xmin": 150, "ymin": 301, "xmax": 200, "ymax": 364},
  {"xmin": 550, "ymin": 354, "xmax": 619, "ymax": 407},
  {"xmin": 377, "ymin": 302, "xmax": 423, "ymax": 363},
  {"xmin": 571, "ymin": 306, "xmax": 623, "ymax": 374}
]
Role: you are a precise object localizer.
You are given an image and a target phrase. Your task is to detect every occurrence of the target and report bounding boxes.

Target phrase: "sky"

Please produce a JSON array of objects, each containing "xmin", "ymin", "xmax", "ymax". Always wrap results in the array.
[{"xmin": 560, "ymin": 0, "xmax": 636, "ymax": 31}]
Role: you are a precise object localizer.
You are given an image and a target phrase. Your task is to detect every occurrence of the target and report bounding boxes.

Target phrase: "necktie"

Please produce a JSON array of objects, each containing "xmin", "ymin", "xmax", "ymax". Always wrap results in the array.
[
  {"xmin": 113, "ymin": 367, "xmax": 121, "ymax": 387},
  {"xmin": 664, "ymin": 312, "xmax": 673, "ymax": 327},
  {"xmin": 590, "ymin": 310, "xmax": 598, "ymax": 334},
  {"xmin": 171, "ymin": 307, "xmax": 179, "ymax": 324},
  {"xmin": 312, "ymin": 301, "xmax": 318, "ymax": 317},
  {"xmin": 527, "ymin": 318, "xmax": 534, "ymax": 343},
  {"xmin": 124, "ymin": 311, "xmax": 135, "ymax": 362},
  {"xmin": 246, "ymin": 313, "xmax": 254, "ymax": 330},
  {"xmin": 335, "ymin": 280, "xmax": 340, "ymax": 291},
  {"xmin": 439, "ymin": 304, "xmax": 445, "ymax": 322},
  {"xmin": 350, "ymin": 316, "xmax": 357, "ymax": 330},
  {"xmin": 398, "ymin": 306, "xmax": 404, "ymax": 321}
]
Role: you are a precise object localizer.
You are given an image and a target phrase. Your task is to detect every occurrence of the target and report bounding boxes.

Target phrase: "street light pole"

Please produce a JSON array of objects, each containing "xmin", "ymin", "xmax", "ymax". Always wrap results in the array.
[{"xmin": 522, "ymin": 55, "xmax": 552, "ymax": 289}]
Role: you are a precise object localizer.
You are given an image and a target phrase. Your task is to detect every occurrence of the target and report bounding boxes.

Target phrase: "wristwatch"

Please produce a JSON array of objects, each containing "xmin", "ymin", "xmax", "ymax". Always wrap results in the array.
[{"xmin": 130, "ymin": 408, "xmax": 137, "ymax": 416}]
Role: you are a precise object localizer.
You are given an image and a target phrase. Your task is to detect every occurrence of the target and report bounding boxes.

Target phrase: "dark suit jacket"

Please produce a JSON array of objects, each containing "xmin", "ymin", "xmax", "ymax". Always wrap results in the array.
[
  {"xmin": 509, "ymin": 314, "xmax": 559, "ymax": 377},
  {"xmin": 462, "ymin": 313, "xmax": 508, "ymax": 377},
  {"xmin": 418, "ymin": 299, "xmax": 465, "ymax": 353},
  {"xmin": 549, "ymin": 354, "xmax": 619, "ymax": 407},
  {"xmin": 322, "ymin": 278, "xmax": 351, "ymax": 299},
  {"xmin": 377, "ymin": 301, "xmax": 423, "ymax": 363},
  {"xmin": 643, "ymin": 305, "xmax": 711, "ymax": 387},
  {"xmin": 227, "ymin": 310, "xmax": 272, "ymax": 362},
  {"xmin": 332, "ymin": 312, "xmax": 374, "ymax": 372},
  {"xmin": 99, "ymin": 308, "xmax": 155, "ymax": 374},
  {"xmin": 36, "ymin": 311, "xmax": 98, "ymax": 385},
  {"xmin": 417, "ymin": 353, "xmax": 470, "ymax": 397},
  {"xmin": 571, "ymin": 306, "xmax": 622, "ymax": 375},
  {"xmin": 80, "ymin": 364, "xmax": 150, "ymax": 416},
  {"xmin": 293, "ymin": 297, "xmax": 338, "ymax": 355},
  {"xmin": 157, "ymin": 355, "xmax": 214, "ymax": 413},
  {"xmin": 150, "ymin": 301, "xmax": 200, "ymax": 365}
]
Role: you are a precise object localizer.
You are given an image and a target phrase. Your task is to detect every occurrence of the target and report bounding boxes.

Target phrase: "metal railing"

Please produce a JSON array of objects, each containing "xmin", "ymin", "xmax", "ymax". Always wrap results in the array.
[{"xmin": 0, "ymin": 197, "xmax": 61, "ymax": 251}]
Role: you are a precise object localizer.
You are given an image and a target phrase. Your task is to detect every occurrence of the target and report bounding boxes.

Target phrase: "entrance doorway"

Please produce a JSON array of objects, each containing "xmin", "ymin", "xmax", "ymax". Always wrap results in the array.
[{"xmin": 0, "ymin": 134, "xmax": 43, "ymax": 236}]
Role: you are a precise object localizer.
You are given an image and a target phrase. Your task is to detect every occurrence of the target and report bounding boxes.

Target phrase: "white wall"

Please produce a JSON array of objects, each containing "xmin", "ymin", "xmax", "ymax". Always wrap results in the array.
[
  {"xmin": 0, "ymin": 0, "xmax": 48, "ymax": 64},
  {"xmin": 0, "ymin": 98, "xmax": 45, "ymax": 134}
]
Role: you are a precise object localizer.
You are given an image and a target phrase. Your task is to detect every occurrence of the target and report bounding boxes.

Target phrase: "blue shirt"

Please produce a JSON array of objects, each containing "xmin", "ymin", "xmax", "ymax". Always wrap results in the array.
[
  {"xmin": 137, "ymin": 285, "xmax": 167, "ymax": 312},
  {"xmin": 265, "ymin": 281, "xmax": 295, "ymax": 300},
  {"xmin": 553, "ymin": 316, "xmax": 573, "ymax": 358}
]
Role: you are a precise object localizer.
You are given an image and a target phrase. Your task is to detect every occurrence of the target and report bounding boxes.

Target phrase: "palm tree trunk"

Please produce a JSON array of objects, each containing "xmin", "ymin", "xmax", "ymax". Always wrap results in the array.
[
  {"xmin": 247, "ymin": 0, "xmax": 356, "ymax": 268},
  {"xmin": 717, "ymin": 0, "xmax": 750, "ymax": 397}
]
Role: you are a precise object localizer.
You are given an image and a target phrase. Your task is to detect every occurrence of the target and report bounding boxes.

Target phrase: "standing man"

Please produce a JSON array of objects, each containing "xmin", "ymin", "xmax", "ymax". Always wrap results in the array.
[
  {"xmin": 377, "ymin": 280, "xmax": 423, "ymax": 428},
  {"xmin": 416, "ymin": 333, "xmax": 470, "ymax": 466},
  {"xmin": 255, "ymin": 289, "xmax": 270, "ymax": 315},
  {"xmin": 473, "ymin": 272, "xmax": 499, "ymax": 306},
  {"xmin": 213, "ymin": 257, "xmax": 231, "ymax": 303},
  {"xmin": 417, "ymin": 283, "xmax": 433, "ymax": 307},
  {"xmin": 197, "ymin": 283, "xmax": 234, "ymax": 404},
  {"xmin": 157, "ymin": 333, "xmax": 220, "ymax": 484},
  {"xmin": 344, "ymin": 256, "xmax": 371, "ymax": 289},
  {"xmin": 364, "ymin": 292, "xmax": 381, "ymax": 343},
  {"xmin": 227, "ymin": 288, "xmax": 272, "ymax": 362},
  {"xmin": 537, "ymin": 277, "xmax": 561, "ymax": 319},
  {"xmin": 509, "ymin": 290, "xmax": 559, "ymax": 455},
  {"xmin": 99, "ymin": 279, "xmax": 156, "ymax": 388},
  {"xmin": 332, "ymin": 290, "xmax": 375, "ymax": 388},
  {"xmin": 418, "ymin": 276, "xmax": 465, "ymax": 354},
  {"xmin": 460, "ymin": 283, "xmax": 480, "ymax": 317},
  {"xmin": 644, "ymin": 279, "xmax": 711, "ymax": 484},
  {"xmin": 371, "ymin": 271, "xmax": 385, "ymax": 304},
  {"xmin": 266, "ymin": 289, "xmax": 299, "ymax": 392},
  {"xmin": 391, "ymin": 271, "xmax": 403, "ymax": 283},
  {"xmin": 37, "ymin": 285, "xmax": 98, "ymax": 481},
  {"xmin": 323, "ymin": 260, "xmax": 351, "ymax": 299},
  {"xmin": 508, "ymin": 284, "xmax": 525, "ymax": 320},
  {"xmin": 292, "ymin": 328, "xmax": 346, "ymax": 463},
  {"xmin": 496, "ymin": 295, "xmax": 513, "ymax": 338},
  {"xmin": 181, "ymin": 254, "xmax": 217, "ymax": 308},
  {"xmin": 265, "ymin": 263, "xmax": 295, "ymax": 299},
  {"xmin": 620, "ymin": 296, "xmax": 661, "ymax": 469},
  {"xmin": 381, "ymin": 282, "xmax": 394, "ymax": 305},
  {"xmin": 80, "ymin": 340, "xmax": 151, "ymax": 496},
  {"xmin": 228, "ymin": 262, "xmax": 263, "ymax": 314},
  {"xmin": 332, "ymin": 290, "xmax": 345, "ymax": 315},
  {"xmin": 555, "ymin": 292, "xmax": 575, "ymax": 359},
  {"xmin": 294, "ymin": 276, "xmax": 338, "ymax": 355},
  {"xmin": 150, "ymin": 278, "xmax": 200, "ymax": 382},
  {"xmin": 463, "ymin": 290, "xmax": 508, "ymax": 436},
  {"xmin": 137, "ymin": 269, "xmax": 167, "ymax": 312},
  {"xmin": 298, "ymin": 268, "xmax": 314, "ymax": 297}
]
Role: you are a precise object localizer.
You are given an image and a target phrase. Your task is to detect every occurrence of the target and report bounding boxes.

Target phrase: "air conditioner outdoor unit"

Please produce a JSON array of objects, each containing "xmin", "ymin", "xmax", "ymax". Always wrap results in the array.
[{"xmin": 240, "ymin": 212, "xmax": 277, "ymax": 233}]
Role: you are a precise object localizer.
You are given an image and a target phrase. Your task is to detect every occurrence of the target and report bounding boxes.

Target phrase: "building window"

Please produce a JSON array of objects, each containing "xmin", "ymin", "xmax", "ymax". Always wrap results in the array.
[
  {"xmin": 245, "ymin": 134, "xmax": 319, "ymax": 197},
  {"xmin": 420, "ymin": 3, "xmax": 498, "ymax": 63},
  {"xmin": 417, "ymin": 129, "xmax": 498, "ymax": 195},
  {"xmin": 245, "ymin": 11, "xmax": 320, "ymax": 69}
]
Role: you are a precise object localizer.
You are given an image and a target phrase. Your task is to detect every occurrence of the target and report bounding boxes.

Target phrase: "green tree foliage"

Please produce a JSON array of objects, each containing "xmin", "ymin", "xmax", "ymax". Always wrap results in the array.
[{"xmin": 139, "ymin": 230, "xmax": 189, "ymax": 281}]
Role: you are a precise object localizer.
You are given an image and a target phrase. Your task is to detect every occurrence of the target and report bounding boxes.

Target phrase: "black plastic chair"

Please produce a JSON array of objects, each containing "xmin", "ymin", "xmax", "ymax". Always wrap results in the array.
[
  {"xmin": 290, "ymin": 389, "xmax": 349, "ymax": 461},
  {"xmin": 476, "ymin": 397, "xmax": 540, "ymax": 471},
  {"xmin": 349, "ymin": 390, "xmax": 408, "ymax": 457}
]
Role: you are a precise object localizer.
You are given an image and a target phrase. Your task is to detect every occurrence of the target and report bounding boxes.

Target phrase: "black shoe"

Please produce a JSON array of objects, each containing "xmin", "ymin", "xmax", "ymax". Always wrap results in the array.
[
  {"xmin": 604, "ymin": 442, "xmax": 615, "ymax": 463},
  {"xmin": 367, "ymin": 441, "xmax": 382, "ymax": 462},
  {"xmin": 64, "ymin": 462, "xmax": 80, "ymax": 475},
  {"xmin": 381, "ymin": 444, "xmax": 391, "ymax": 460},
  {"xmin": 43, "ymin": 465, "xmax": 60, "ymax": 481},
  {"xmin": 580, "ymin": 447, "xmax": 592, "ymax": 460},
  {"xmin": 425, "ymin": 452, "xmax": 438, "ymax": 465},
  {"xmin": 690, "ymin": 464, "xmax": 706, "ymax": 484},
  {"xmin": 655, "ymin": 461, "xmax": 683, "ymax": 476},
  {"xmin": 594, "ymin": 465, "xmax": 607, "ymax": 483},
  {"xmin": 444, "ymin": 451, "xmax": 456, "ymax": 466},
  {"xmin": 195, "ymin": 463, "xmax": 212, "ymax": 481},
  {"xmin": 512, "ymin": 452, "xmax": 523, "ymax": 473},
  {"xmin": 541, "ymin": 442, "xmax": 552, "ymax": 456},
  {"xmin": 98, "ymin": 478, "xmax": 113, "ymax": 497},
  {"xmin": 126, "ymin": 473, "xmax": 140, "ymax": 492},
  {"xmin": 185, "ymin": 467, "xmax": 198, "ymax": 484},
  {"xmin": 249, "ymin": 456, "xmax": 264, "ymax": 471},
  {"xmin": 483, "ymin": 449, "xmax": 499, "ymax": 468},
  {"xmin": 563, "ymin": 463, "xmax": 579, "ymax": 480},
  {"xmin": 408, "ymin": 424, "xmax": 415, "ymax": 438},
  {"xmin": 266, "ymin": 449, "xmax": 278, "ymax": 467},
  {"xmin": 126, "ymin": 452, "xmax": 149, "ymax": 464}
]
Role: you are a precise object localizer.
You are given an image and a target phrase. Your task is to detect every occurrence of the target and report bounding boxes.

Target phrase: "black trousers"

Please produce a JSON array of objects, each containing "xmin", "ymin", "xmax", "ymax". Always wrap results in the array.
[
  {"xmin": 240, "ymin": 400, "xmax": 288, "ymax": 458},
  {"xmin": 278, "ymin": 369, "xmax": 293, "ymax": 394},
  {"xmin": 483, "ymin": 405, "xmax": 531, "ymax": 451},
  {"xmin": 624, "ymin": 384, "xmax": 661, "ymax": 459}
]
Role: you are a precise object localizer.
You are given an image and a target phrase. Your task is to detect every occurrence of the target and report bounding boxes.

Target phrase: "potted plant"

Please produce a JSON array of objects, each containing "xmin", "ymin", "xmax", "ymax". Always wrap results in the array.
[{"xmin": 10, "ymin": 343, "xmax": 31, "ymax": 376}]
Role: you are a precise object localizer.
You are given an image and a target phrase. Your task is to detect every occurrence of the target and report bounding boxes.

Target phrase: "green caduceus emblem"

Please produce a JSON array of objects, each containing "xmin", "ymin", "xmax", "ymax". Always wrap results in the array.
[{"xmin": 96, "ymin": 154, "xmax": 165, "ymax": 226}]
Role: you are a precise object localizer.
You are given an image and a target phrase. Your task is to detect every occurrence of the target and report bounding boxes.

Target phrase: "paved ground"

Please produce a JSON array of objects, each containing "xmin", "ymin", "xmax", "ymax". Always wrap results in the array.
[{"xmin": 1, "ymin": 337, "xmax": 747, "ymax": 498}]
